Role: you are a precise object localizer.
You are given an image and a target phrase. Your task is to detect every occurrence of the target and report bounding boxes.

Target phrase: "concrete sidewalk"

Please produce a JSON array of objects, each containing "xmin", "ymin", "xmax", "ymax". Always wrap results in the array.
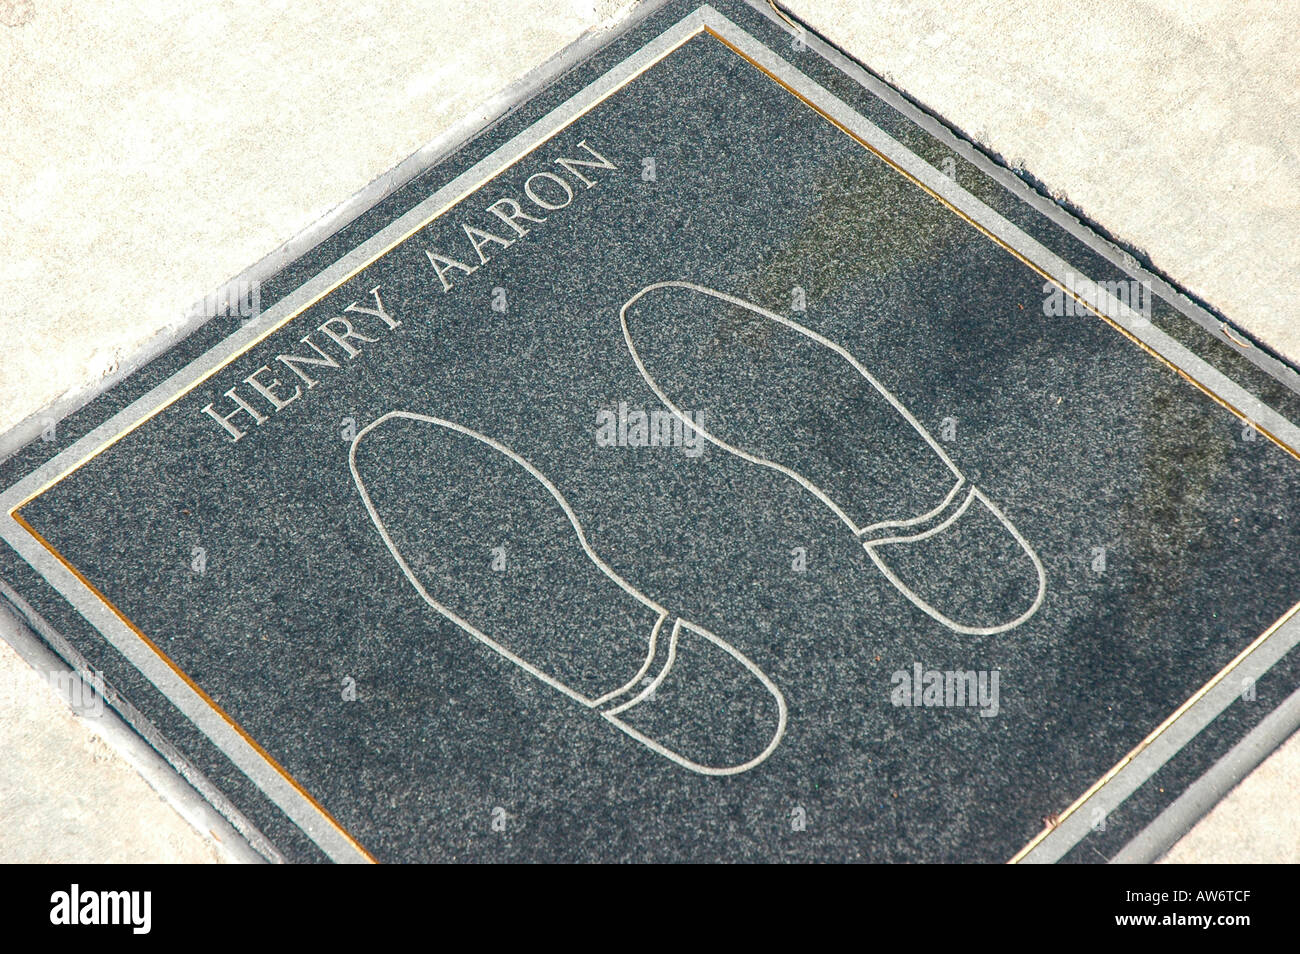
[{"xmin": 1, "ymin": 0, "xmax": 1296, "ymax": 862}]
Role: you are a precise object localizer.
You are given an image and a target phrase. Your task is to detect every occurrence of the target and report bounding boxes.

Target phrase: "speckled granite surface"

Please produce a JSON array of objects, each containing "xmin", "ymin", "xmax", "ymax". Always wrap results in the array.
[{"xmin": 3, "ymin": 0, "xmax": 1299, "ymax": 862}]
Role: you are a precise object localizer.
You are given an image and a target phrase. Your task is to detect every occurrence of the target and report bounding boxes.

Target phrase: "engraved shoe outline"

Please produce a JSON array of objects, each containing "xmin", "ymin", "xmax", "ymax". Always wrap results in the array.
[
  {"xmin": 620, "ymin": 281, "xmax": 1047, "ymax": 636},
  {"xmin": 349, "ymin": 411, "xmax": 787, "ymax": 776}
]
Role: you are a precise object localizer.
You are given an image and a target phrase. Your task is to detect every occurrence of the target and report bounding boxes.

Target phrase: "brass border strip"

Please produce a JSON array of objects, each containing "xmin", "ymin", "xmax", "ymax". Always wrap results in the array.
[
  {"xmin": 1008, "ymin": 598, "xmax": 1300, "ymax": 863},
  {"xmin": 9, "ymin": 511, "xmax": 377, "ymax": 863},
  {"xmin": 704, "ymin": 26, "xmax": 1299, "ymax": 461}
]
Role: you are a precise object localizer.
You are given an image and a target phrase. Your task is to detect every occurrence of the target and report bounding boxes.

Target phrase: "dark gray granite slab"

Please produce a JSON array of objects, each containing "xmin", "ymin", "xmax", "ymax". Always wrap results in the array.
[{"xmin": 3, "ymin": 0, "xmax": 1299, "ymax": 863}]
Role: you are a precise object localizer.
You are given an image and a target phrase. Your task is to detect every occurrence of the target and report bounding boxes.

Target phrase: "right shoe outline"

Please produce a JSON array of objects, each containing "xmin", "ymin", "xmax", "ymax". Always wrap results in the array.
[
  {"xmin": 621, "ymin": 281, "xmax": 1047, "ymax": 636},
  {"xmin": 349, "ymin": 411, "xmax": 787, "ymax": 776}
]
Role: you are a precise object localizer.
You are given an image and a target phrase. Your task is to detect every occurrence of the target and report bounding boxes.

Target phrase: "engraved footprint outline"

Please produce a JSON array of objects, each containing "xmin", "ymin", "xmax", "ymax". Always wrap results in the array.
[
  {"xmin": 620, "ymin": 281, "xmax": 1047, "ymax": 636},
  {"xmin": 350, "ymin": 410, "xmax": 787, "ymax": 776}
]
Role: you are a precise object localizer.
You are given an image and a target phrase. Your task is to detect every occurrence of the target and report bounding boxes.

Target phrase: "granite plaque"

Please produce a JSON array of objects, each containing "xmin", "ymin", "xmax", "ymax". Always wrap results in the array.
[{"xmin": 4, "ymin": 0, "xmax": 1300, "ymax": 863}]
